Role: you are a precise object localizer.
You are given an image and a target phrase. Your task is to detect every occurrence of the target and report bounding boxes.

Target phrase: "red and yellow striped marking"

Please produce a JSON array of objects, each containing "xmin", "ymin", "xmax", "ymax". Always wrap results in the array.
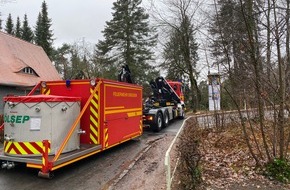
[
  {"xmin": 90, "ymin": 88, "xmax": 100, "ymax": 144},
  {"xmin": 104, "ymin": 128, "xmax": 109, "ymax": 148},
  {"xmin": 140, "ymin": 118, "xmax": 143, "ymax": 133},
  {"xmin": 4, "ymin": 141, "xmax": 50, "ymax": 155},
  {"xmin": 41, "ymin": 88, "xmax": 50, "ymax": 95}
]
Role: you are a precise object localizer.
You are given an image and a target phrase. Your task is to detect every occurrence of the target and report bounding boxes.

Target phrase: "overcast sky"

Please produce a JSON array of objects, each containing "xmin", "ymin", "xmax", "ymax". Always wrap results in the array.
[
  {"xmin": 0, "ymin": 0, "xmax": 212, "ymax": 79},
  {"xmin": 0, "ymin": 0, "xmax": 116, "ymax": 47}
]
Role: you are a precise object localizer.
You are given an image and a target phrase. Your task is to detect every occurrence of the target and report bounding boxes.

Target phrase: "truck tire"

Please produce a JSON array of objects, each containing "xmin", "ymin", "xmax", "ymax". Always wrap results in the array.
[
  {"xmin": 179, "ymin": 109, "xmax": 185, "ymax": 119},
  {"xmin": 152, "ymin": 112, "xmax": 163, "ymax": 132},
  {"xmin": 162, "ymin": 111, "xmax": 169, "ymax": 128}
]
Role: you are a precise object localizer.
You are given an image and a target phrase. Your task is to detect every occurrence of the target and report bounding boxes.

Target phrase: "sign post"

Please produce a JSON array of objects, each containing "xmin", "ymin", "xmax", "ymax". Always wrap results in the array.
[{"xmin": 208, "ymin": 73, "xmax": 221, "ymax": 111}]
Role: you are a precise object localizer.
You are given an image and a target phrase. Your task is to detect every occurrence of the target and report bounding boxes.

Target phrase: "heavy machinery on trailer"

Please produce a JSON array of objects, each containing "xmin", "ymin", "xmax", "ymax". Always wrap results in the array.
[
  {"xmin": 0, "ymin": 78, "xmax": 142, "ymax": 178},
  {"xmin": 143, "ymin": 77, "xmax": 185, "ymax": 132}
]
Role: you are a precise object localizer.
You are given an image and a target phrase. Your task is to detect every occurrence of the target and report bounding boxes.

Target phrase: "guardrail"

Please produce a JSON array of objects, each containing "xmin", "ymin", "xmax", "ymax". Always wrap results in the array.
[{"xmin": 164, "ymin": 116, "xmax": 191, "ymax": 190}]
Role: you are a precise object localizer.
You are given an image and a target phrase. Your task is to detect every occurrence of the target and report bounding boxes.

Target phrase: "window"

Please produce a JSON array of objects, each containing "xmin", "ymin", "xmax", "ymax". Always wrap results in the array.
[{"xmin": 21, "ymin": 67, "xmax": 39, "ymax": 76}]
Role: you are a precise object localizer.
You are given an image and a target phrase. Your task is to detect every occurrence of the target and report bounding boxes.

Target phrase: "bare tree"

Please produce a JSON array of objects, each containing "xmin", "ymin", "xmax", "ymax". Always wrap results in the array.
[
  {"xmin": 149, "ymin": 0, "xmax": 204, "ymax": 111},
  {"xmin": 210, "ymin": 0, "xmax": 290, "ymax": 163}
]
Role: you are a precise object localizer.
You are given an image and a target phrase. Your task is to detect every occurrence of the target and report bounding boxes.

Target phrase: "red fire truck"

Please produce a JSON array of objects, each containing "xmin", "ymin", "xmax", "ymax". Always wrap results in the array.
[
  {"xmin": 0, "ymin": 78, "xmax": 142, "ymax": 178},
  {"xmin": 0, "ymin": 75, "xmax": 184, "ymax": 178}
]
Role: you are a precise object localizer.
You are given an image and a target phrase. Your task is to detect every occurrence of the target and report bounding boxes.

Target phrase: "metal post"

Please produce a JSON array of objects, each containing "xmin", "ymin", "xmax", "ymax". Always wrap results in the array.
[{"xmin": 41, "ymin": 140, "xmax": 50, "ymax": 173}]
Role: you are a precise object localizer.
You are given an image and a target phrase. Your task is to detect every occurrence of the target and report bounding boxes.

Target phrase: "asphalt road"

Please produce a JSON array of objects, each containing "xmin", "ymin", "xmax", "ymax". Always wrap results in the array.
[{"xmin": 0, "ymin": 119, "xmax": 184, "ymax": 190}]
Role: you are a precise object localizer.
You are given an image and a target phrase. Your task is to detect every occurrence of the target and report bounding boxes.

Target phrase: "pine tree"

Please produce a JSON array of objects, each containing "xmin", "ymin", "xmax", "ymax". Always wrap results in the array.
[
  {"xmin": 34, "ymin": 1, "xmax": 54, "ymax": 59},
  {"xmin": 15, "ymin": 16, "xmax": 22, "ymax": 38},
  {"xmin": 95, "ymin": 0, "xmax": 158, "ymax": 84},
  {"xmin": 21, "ymin": 14, "xmax": 34, "ymax": 42},
  {"xmin": 5, "ymin": 13, "xmax": 14, "ymax": 35},
  {"xmin": 209, "ymin": 0, "xmax": 253, "ymax": 107},
  {"xmin": 161, "ymin": 15, "xmax": 199, "ymax": 110},
  {"xmin": 34, "ymin": 13, "xmax": 42, "ymax": 45}
]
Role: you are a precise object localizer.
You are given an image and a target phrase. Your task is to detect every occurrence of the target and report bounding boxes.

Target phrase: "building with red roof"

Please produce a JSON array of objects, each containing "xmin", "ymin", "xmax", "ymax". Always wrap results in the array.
[{"xmin": 0, "ymin": 32, "xmax": 61, "ymax": 113}]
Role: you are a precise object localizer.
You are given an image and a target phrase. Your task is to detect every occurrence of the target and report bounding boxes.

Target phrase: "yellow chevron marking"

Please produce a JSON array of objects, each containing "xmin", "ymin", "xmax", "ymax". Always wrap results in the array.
[
  {"xmin": 4, "ymin": 141, "xmax": 11, "ymax": 152},
  {"xmin": 44, "ymin": 89, "xmax": 50, "ymax": 95},
  {"xmin": 90, "ymin": 107, "xmax": 98, "ymax": 120},
  {"xmin": 14, "ymin": 142, "xmax": 26, "ymax": 154},
  {"xmin": 90, "ymin": 115, "xmax": 98, "ymax": 128},
  {"xmin": 90, "ymin": 88, "xmax": 99, "ymax": 98},
  {"xmin": 93, "ymin": 93, "xmax": 98, "ymax": 101},
  {"xmin": 10, "ymin": 149, "xmax": 17, "ymax": 154},
  {"xmin": 25, "ymin": 142, "xmax": 41, "ymax": 154},
  {"xmin": 90, "ymin": 133, "xmax": 98, "ymax": 144},
  {"xmin": 90, "ymin": 124, "xmax": 98, "ymax": 136},
  {"xmin": 91, "ymin": 98, "xmax": 98, "ymax": 108},
  {"xmin": 5, "ymin": 141, "xmax": 50, "ymax": 155},
  {"xmin": 105, "ymin": 128, "xmax": 109, "ymax": 147},
  {"xmin": 90, "ymin": 87, "xmax": 100, "ymax": 145}
]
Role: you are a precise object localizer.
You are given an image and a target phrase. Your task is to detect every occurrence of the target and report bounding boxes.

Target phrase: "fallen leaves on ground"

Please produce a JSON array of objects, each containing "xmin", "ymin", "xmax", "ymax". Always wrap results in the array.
[{"xmin": 199, "ymin": 125, "xmax": 290, "ymax": 190}]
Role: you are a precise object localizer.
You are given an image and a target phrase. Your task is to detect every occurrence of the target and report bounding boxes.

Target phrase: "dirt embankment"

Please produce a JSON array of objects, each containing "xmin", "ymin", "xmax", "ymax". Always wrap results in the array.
[{"xmin": 109, "ymin": 116, "xmax": 290, "ymax": 190}]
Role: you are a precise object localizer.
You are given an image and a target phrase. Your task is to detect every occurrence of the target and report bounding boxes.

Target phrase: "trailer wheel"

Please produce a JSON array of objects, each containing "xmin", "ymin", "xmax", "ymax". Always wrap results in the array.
[
  {"xmin": 152, "ymin": 112, "xmax": 163, "ymax": 132},
  {"xmin": 162, "ymin": 111, "xmax": 169, "ymax": 128}
]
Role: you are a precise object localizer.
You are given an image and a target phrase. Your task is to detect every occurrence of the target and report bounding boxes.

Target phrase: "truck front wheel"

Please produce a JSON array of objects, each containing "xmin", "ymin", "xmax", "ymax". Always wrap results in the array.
[{"xmin": 152, "ymin": 112, "xmax": 163, "ymax": 132}]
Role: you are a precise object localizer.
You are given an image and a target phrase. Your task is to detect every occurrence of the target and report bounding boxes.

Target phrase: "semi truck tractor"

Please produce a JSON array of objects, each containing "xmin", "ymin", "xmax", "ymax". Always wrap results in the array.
[{"xmin": 143, "ymin": 77, "xmax": 185, "ymax": 132}]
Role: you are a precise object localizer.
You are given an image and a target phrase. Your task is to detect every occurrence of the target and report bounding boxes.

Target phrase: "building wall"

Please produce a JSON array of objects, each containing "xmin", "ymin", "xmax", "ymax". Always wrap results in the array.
[{"xmin": 0, "ymin": 86, "xmax": 31, "ymax": 114}]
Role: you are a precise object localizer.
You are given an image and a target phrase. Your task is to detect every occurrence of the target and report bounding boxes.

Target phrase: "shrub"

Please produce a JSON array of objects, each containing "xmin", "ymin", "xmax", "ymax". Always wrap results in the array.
[
  {"xmin": 265, "ymin": 159, "xmax": 290, "ymax": 183},
  {"xmin": 176, "ymin": 119, "xmax": 202, "ymax": 189}
]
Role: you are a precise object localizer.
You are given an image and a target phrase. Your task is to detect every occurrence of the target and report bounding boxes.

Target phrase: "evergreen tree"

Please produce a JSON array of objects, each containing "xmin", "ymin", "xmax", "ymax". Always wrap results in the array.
[
  {"xmin": 34, "ymin": 13, "xmax": 42, "ymax": 45},
  {"xmin": 161, "ymin": 15, "xmax": 199, "ymax": 110},
  {"xmin": 53, "ymin": 43, "xmax": 71, "ymax": 79},
  {"xmin": 21, "ymin": 14, "xmax": 34, "ymax": 42},
  {"xmin": 5, "ymin": 13, "xmax": 14, "ymax": 35},
  {"xmin": 162, "ymin": 27, "xmax": 198, "ymax": 81},
  {"xmin": 70, "ymin": 49, "xmax": 83, "ymax": 79},
  {"xmin": 209, "ymin": 0, "xmax": 256, "ymax": 108},
  {"xmin": 34, "ymin": 1, "xmax": 54, "ymax": 59},
  {"xmin": 15, "ymin": 16, "xmax": 22, "ymax": 38},
  {"xmin": 95, "ymin": 0, "xmax": 158, "ymax": 84}
]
